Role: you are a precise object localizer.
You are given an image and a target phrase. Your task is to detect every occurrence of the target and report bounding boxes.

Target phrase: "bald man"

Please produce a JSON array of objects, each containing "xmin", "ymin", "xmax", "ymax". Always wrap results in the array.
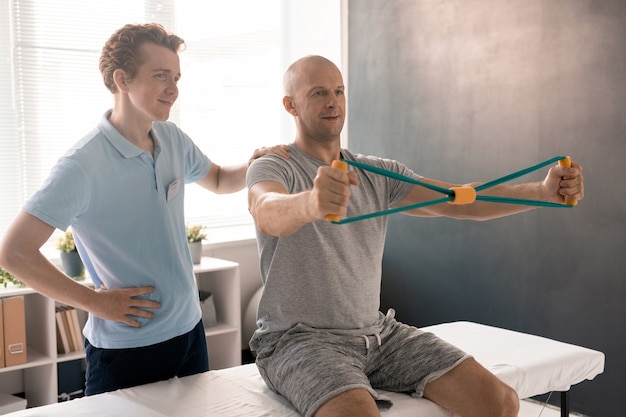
[{"xmin": 246, "ymin": 55, "xmax": 584, "ymax": 417}]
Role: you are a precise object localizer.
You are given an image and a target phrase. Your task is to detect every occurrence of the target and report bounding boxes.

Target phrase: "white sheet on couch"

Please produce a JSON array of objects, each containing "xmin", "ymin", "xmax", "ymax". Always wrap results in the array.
[
  {"xmin": 425, "ymin": 321, "xmax": 605, "ymax": 398},
  {"xmin": 6, "ymin": 321, "xmax": 604, "ymax": 417}
]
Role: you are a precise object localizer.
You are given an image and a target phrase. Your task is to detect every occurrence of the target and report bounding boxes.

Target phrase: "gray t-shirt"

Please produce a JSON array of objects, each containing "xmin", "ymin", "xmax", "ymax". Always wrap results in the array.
[{"xmin": 246, "ymin": 145, "xmax": 420, "ymax": 337}]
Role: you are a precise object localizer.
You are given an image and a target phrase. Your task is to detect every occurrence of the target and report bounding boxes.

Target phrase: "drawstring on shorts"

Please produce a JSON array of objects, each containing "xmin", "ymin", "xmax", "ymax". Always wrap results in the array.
[{"xmin": 361, "ymin": 333, "xmax": 382, "ymax": 354}]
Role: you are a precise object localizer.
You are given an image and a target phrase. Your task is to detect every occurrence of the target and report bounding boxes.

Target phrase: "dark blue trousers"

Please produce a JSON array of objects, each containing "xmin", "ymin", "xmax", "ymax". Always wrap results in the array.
[{"xmin": 84, "ymin": 320, "xmax": 209, "ymax": 395}]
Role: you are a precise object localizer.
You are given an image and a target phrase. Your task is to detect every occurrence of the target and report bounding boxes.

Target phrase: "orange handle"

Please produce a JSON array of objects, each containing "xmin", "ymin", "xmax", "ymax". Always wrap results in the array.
[
  {"xmin": 558, "ymin": 156, "xmax": 577, "ymax": 206},
  {"xmin": 447, "ymin": 186, "xmax": 477, "ymax": 205},
  {"xmin": 324, "ymin": 160, "xmax": 348, "ymax": 222}
]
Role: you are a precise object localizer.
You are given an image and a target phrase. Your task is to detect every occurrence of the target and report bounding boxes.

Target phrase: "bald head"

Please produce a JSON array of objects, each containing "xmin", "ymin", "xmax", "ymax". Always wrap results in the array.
[
  {"xmin": 281, "ymin": 55, "xmax": 346, "ymax": 145},
  {"xmin": 283, "ymin": 55, "xmax": 342, "ymax": 96}
]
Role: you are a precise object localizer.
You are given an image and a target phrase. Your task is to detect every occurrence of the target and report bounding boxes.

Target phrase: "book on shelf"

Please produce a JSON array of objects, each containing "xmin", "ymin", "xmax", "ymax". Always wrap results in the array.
[
  {"xmin": 68, "ymin": 307, "xmax": 84, "ymax": 349},
  {"xmin": 63, "ymin": 307, "xmax": 79, "ymax": 352},
  {"xmin": 55, "ymin": 306, "xmax": 71, "ymax": 354},
  {"xmin": 55, "ymin": 305, "xmax": 84, "ymax": 354}
]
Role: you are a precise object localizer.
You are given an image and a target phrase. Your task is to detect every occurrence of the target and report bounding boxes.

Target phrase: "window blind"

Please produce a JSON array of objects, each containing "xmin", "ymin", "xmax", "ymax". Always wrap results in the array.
[{"xmin": 0, "ymin": 0, "xmax": 341, "ymax": 244}]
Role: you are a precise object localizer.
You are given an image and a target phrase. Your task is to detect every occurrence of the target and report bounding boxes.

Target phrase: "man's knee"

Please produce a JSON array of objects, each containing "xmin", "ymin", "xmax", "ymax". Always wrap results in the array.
[
  {"xmin": 495, "ymin": 384, "xmax": 520, "ymax": 417},
  {"xmin": 475, "ymin": 378, "xmax": 519, "ymax": 417}
]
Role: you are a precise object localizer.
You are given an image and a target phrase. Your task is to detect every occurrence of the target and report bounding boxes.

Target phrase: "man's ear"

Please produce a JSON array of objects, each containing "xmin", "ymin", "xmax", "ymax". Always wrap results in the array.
[
  {"xmin": 283, "ymin": 96, "xmax": 297, "ymax": 116},
  {"xmin": 113, "ymin": 69, "xmax": 129, "ymax": 92}
]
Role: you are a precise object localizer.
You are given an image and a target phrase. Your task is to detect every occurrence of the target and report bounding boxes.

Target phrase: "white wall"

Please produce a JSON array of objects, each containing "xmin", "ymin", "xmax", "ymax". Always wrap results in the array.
[
  {"xmin": 200, "ymin": 0, "xmax": 345, "ymax": 352},
  {"xmin": 280, "ymin": 0, "xmax": 344, "ymax": 146},
  {"xmin": 201, "ymin": 0, "xmax": 345, "ymax": 351}
]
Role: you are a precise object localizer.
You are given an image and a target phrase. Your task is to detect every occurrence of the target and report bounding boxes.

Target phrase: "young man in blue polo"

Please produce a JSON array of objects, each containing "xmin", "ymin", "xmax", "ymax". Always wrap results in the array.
[{"xmin": 0, "ymin": 23, "xmax": 287, "ymax": 395}]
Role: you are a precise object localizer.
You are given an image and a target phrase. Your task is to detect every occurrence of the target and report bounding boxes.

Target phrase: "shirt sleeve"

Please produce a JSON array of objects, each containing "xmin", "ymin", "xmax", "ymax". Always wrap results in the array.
[
  {"xmin": 247, "ymin": 154, "xmax": 292, "ymax": 190},
  {"xmin": 23, "ymin": 156, "xmax": 90, "ymax": 231},
  {"xmin": 179, "ymin": 129, "xmax": 211, "ymax": 184}
]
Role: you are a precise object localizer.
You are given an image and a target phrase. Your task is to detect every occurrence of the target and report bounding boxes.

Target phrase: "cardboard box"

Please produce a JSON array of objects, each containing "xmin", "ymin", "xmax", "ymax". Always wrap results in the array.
[
  {"xmin": 0, "ymin": 299, "xmax": 4, "ymax": 368},
  {"xmin": 0, "ymin": 392, "xmax": 27, "ymax": 414},
  {"xmin": 3, "ymin": 296, "xmax": 27, "ymax": 367}
]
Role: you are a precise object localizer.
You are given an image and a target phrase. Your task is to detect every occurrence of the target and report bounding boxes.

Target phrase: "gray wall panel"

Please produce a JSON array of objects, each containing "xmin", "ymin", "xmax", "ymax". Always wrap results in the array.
[{"xmin": 348, "ymin": 1, "xmax": 626, "ymax": 416}]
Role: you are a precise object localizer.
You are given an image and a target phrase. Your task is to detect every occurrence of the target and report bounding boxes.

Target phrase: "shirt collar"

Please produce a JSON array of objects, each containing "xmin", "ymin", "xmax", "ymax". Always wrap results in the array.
[{"xmin": 99, "ymin": 110, "xmax": 157, "ymax": 159}]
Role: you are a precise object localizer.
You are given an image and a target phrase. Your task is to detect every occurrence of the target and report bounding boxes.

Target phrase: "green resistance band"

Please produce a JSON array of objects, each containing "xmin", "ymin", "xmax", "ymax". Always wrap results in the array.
[{"xmin": 331, "ymin": 156, "xmax": 574, "ymax": 225}]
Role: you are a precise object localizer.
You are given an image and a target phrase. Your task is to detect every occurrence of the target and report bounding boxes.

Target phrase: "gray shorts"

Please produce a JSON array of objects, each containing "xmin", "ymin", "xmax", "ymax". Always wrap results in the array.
[{"xmin": 251, "ymin": 309, "xmax": 470, "ymax": 417}]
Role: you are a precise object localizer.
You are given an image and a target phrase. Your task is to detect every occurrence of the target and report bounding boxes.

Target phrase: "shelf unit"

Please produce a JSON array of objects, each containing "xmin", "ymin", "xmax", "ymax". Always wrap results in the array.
[
  {"xmin": 0, "ymin": 256, "xmax": 241, "ymax": 408},
  {"xmin": 193, "ymin": 257, "xmax": 241, "ymax": 370}
]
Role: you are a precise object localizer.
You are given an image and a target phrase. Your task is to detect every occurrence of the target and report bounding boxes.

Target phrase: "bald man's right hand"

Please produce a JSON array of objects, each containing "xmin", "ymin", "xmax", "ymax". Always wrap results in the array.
[{"xmin": 309, "ymin": 165, "xmax": 359, "ymax": 220}]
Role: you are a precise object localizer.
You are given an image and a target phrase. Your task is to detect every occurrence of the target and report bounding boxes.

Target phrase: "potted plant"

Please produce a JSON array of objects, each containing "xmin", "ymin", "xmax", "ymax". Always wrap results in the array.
[
  {"xmin": 185, "ymin": 224, "xmax": 207, "ymax": 264},
  {"xmin": 57, "ymin": 229, "xmax": 85, "ymax": 280},
  {"xmin": 0, "ymin": 267, "xmax": 25, "ymax": 288}
]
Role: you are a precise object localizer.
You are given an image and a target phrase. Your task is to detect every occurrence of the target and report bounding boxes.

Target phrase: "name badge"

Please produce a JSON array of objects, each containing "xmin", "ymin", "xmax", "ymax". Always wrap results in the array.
[{"xmin": 166, "ymin": 178, "xmax": 181, "ymax": 202}]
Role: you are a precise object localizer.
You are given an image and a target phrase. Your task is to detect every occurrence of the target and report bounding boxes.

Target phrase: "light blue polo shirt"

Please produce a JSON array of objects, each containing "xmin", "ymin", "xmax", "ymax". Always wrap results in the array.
[{"xmin": 24, "ymin": 110, "xmax": 212, "ymax": 349}]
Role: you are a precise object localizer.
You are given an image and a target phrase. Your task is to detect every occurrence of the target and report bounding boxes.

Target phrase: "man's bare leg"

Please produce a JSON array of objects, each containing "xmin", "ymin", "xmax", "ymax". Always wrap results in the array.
[
  {"xmin": 313, "ymin": 388, "xmax": 380, "ymax": 417},
  {"xmin": 424, "ymin": 357, "xmax": 519, "ymax": 417}
]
